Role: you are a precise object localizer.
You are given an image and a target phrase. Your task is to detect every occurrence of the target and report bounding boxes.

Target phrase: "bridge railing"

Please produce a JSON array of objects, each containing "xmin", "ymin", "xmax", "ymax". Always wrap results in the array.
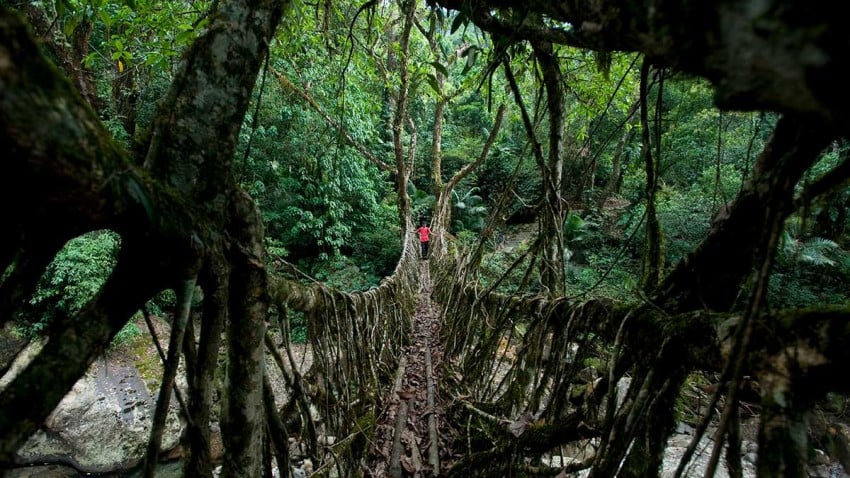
[
  {"xmin": 267, "ymin": 217, "xmax": 420, "ymax": 476},
  {"xmin": 430, "ymin": 246, "xmax": 723, "ymax": 477}
]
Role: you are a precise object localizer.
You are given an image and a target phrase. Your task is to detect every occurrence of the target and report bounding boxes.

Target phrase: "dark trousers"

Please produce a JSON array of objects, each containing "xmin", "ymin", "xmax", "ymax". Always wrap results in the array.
[{"xmin": 420, "ymin": 241, "xmax": 429, "ymax": 258}]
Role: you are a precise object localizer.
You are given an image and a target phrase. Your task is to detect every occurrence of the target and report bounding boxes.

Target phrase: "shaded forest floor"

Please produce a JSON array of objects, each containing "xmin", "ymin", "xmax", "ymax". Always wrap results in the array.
[{"xmin": 368, "ymin": 260, "xmax": 453, "ymax": 477}]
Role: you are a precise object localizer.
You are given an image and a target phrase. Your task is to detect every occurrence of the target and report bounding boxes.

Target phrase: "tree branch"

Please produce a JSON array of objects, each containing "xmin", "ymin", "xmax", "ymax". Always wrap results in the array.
[
  {"xmin": 0, "ymin": 243, "xmax": 178, "ymax": 466},
  {"xmin": 446, "ymin": 103, "xmax": 507, "ymax": 193},
  {"xmin": 142, "ymin": 278, "xmax": 197, "ymax": 478},
  {"xmin": 655, "ymin": 115, "xmax": 833, "ymax": 311},
  {"xmin": 272, "ymin": 68, "xmax": 393, "ymax": 172},
  {"xmin": 435, "ymin": 0, "xmax": 850, "ymax": 131},
  {"xmin": 796, "ymin": 156, "xmax": 850, "ymax": 209}
]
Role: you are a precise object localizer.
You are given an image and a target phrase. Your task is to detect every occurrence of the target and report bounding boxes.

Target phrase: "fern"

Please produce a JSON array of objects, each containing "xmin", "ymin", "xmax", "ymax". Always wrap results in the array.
[{"xmin": 797, "ymin": 237, "xmax": 840, "ymax": 267}]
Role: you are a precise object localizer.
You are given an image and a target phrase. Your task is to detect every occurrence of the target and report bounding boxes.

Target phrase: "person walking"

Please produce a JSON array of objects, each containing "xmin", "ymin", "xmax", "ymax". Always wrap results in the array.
[{"xmin": 416, "ymin": 220, "xmax": 431, "ymax": 259}]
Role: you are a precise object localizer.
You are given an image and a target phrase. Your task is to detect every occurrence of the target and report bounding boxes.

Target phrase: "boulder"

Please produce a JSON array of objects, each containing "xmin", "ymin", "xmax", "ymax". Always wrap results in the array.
[{"xmin": 12, "ymin": 356, "xmax": 182, "ymax": 474}]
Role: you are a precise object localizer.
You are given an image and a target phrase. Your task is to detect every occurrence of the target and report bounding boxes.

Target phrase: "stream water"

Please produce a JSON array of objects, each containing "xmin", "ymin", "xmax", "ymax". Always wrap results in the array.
[{"xmin": 6, "ymin": 461, "xmax": 183, "ymax": 478}]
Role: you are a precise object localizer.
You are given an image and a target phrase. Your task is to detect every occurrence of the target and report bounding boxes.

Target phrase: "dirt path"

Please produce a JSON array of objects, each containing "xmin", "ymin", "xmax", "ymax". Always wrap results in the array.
[{"xmin": 368, "ymin": 261, "xmax": 451, "ymax": 477}]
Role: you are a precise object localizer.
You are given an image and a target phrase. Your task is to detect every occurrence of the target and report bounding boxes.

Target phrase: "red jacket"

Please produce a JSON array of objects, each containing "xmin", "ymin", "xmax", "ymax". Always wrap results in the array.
[{"xmin": 416, "ymin": 226, "xmax": 431, "ymax": 242}]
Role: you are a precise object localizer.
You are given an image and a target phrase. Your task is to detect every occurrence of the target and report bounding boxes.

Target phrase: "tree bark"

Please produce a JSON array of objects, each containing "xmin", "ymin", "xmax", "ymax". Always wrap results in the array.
[
  {"xmin": 221, "ymin": 192, "xmax": 269, "ymax": 477},
  {"xmin": 639, "ymin": 60, "xmax": 664, "ymax": 292},
  {"xmin": 533, "ymin": 41, "xmax": 567, "ymax": 296},
  {"xmin": 183, "ymin": 255, "xmax": 229, "ymax": 478}
]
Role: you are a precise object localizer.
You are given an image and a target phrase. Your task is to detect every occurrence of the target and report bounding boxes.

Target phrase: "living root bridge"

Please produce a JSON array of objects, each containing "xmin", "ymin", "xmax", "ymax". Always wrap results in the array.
[
  {"xmin": 434, "ymin": 265, "xmax": 850, "ymax": 477},
  {"xmin": 264, "ymin": 228, "xmax": 420, "ymax": 477}
]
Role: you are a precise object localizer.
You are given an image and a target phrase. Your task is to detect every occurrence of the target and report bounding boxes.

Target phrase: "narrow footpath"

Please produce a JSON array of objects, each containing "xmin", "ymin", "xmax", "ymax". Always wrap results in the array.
[{"xmin": 368, "ymin": 261, "xmax": 450, "ymax": 477}]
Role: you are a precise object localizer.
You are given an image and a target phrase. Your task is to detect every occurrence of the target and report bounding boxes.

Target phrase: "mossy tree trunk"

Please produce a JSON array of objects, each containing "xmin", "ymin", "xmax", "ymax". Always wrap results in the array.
[
  {"xmin": 533, "ymin": 41, "xmax": 568, "ymax": 296},
  {"xmin": 0, "ymin": 1, "xmax": 286, "ymax": 474},
  {"xmin": 390, "ymin": 0, "xmax": 416, "ymax": 227},
  {"xmin": 639, "ymin": 60, "xmax": 664, "ymax": 293},
  {"xmin": 654, "ymin": 116, "xmax": 833, "ymax": 310},
  {"xmin": 183, "ymin": 253, "xmax": 229, "ymax": 478}
]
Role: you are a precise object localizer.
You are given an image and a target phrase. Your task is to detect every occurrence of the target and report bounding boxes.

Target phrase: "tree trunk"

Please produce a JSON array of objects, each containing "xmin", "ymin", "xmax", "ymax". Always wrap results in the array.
[
  {"xmin": 757, "ymin": 381, "xmax": 809, "ymax": 478},
  {"xmin": 0, "ymin": 242, "xmax": 181, "ymax": 465},
  {"xmin": 430, "ymin": 80, "xmax": 447, "ymax": 195},
  {"xmin": 640, "ymin": 60, "xmax": 664, "ymax": 292},
  {"xmin": 8, "ymin": 2, "xmax": 104, "ymax": 112},
  {"xmin": 385, "ymin": 0, "xmax": 416, "ymax": 225},
  {"xmin": 221, "ymin": 192, "xmax": 269, "ymax": 477},
  {"xmin": 0, "ymin": 0, "xmax": 287, "ymax": 470},
  {"xmin": 596, "ymin": 111, "xmax": 635, "ymax": 208},
  {"xmin": 533, "ymin": 41, "xmax": 567, "ymax": 296},
  {"xmin": 183, "ymin": 254, "xmax": 229, "ymax": 478},
  {"xmin": 433, "ymin": 104, "xmax": 506, "ymax": 260}
]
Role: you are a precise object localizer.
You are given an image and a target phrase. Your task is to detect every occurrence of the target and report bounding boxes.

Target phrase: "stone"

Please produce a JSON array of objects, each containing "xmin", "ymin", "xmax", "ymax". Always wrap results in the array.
[
  {"xmin": 828, "ymin": 462, "xmax": 850, "ymax": 478},
  {"xmin": 808, "ymin": 464, "xmax": 830, "ymax": 478},
  {"xmin": 13, "ymin": 359, "xmax": 182, "ymax": 474},
  {"xmin": 676, "ymin": 422, "xmax": 695, "ymax": 435},
  {"xmin": 662, "ymin": 433, "xmax": 757, "ymax": 478},
  {"xmin": 4, "ymin": 465, "xmax": 77, "ymax": 478}
]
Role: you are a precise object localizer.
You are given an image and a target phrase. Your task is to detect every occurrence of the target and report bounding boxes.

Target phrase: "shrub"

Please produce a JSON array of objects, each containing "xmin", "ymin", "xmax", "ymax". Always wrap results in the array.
[{"xmin": 22, "ymin": 230, "xmax": 120, "ymax": 337}]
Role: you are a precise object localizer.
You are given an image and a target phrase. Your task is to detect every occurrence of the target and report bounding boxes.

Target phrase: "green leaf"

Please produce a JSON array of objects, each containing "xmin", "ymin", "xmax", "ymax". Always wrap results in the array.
[
  {"xmin": 440, "ymin": 42, "xmax": 450, "ymax": 62},
  {"xmin": 63, "ymin": 14, "xmax": 81, "ymax": 36},
  {"xmin": 176, "ymin": 30, "xmax": 196, "ymax": 45},
  {"xmin": 55, "ymin": 0, "xmax": 73, "ymax": 18},
  {"xmin": 450, "ymin": 12, "xmax": 467, "ymax": 34},
  {"xmin": 98, "ymin": 9, "xmax": 113, "ymax": 28},
  {"xmin": 83, "ymin": 52, "xmax": 99, "ymax": 68},
  {"xmin": 430, "ymin": 61, "xmax": 449, "ymax": 78},
  {"xmin": 426, "ymin": 74, "xmax": 440, "ymax": 94}
]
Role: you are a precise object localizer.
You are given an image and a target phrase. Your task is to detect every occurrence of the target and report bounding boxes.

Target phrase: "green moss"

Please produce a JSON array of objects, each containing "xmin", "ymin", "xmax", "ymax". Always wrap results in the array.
[
  {"xmin": 131, "ymin": 328, "xmax": 164, "ymax": 390},
  {"xmin": 350, "ymin": 410, "xmax": 378, "ymax": 459}
]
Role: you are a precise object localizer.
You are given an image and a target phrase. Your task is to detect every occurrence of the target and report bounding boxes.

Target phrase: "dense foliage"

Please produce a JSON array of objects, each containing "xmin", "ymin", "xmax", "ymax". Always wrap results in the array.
[{"xmin": 15, "ymin": 0, "xmax": 847, "ymax": 328}]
